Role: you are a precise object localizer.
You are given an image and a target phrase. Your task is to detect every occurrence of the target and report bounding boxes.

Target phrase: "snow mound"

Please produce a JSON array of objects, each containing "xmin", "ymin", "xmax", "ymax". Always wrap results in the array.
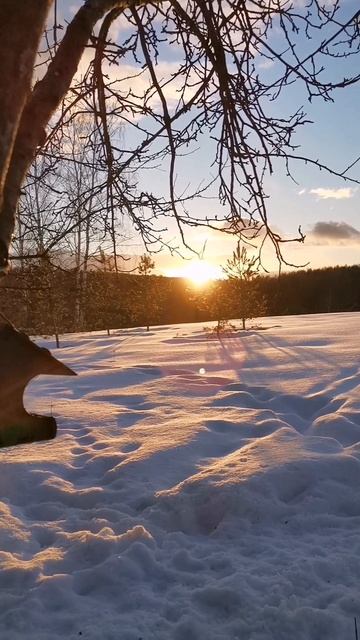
[
  {"xmin": 1, "ymin": 314, "xmax": 360, "ymax": 639},
  {"xmin": 153, "ymin": 427, "xmax": 360, "ymax": 534}
]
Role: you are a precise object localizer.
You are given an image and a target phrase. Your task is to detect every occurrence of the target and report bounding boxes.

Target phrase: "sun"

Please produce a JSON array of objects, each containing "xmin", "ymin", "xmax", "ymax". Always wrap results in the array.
[{"xmin": 179, "ymin": 261, "xmax": 223, "ymax": 286}]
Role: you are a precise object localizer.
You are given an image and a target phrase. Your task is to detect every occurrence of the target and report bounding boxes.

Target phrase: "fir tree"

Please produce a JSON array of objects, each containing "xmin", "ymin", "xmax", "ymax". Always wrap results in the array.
[
  {"xmin": 134, "ymin": 255, "xmax": 165, "ymax": 332},
  {"xmin": 223, "ymin": 242, "xmax": 267, "ymax": 330}
]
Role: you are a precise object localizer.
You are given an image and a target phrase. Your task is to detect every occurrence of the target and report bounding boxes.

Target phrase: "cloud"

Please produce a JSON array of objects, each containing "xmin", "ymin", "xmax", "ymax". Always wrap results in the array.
[
  {"xmin": 309, "ymin": 221, "xmax": 360, "ymax": 244},
  {"xmin": 293, "ymin": 0, "xmax": 337, "ymax": 7},
  {"xmin": 258, "ymin": 59, "xmax": 275, "ymax": 70},
  {"xmin": 309, "ymin": 187, "xmax": 357, "ymax": 200}
]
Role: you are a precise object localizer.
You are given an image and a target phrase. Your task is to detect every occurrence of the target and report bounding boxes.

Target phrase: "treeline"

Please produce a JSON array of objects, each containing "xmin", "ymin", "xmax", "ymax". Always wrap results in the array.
[
  {"xmin": 260, "ymin": 265, "xmax": 360, "ymax": 316},
  {"xmin": 0, "ymin": 265, "xmax": 197, "ymax": 337},
  {"xmin": 1, "ymin": 263, "xmax": 359, "ymax": 338}
]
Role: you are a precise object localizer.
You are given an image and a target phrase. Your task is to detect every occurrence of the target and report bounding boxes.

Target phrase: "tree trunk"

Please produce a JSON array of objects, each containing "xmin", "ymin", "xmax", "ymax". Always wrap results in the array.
[
  {"xmin": 0, "ymin": 0, "xmax": 135, "ymax": 271},
  {"xmin": 0, "ymin": 1, "xmax": 52, "ymax": 268},
  {"xmin": 0, "ymin": 0, "xmax": 160, "ymax": 447}
]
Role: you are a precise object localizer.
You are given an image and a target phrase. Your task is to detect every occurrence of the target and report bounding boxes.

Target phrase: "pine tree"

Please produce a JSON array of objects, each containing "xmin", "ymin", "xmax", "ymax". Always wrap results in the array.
[
  {"xmin": 198, "ymin": 280, "xmax": 234, "ymax": 335},
  {"xmin": 223, "ymin": 242, "xmax": 267, "ymax": 330},
  {"xmin": 134, "ymin": 255, "xmax": 165, "ymax": 332}
]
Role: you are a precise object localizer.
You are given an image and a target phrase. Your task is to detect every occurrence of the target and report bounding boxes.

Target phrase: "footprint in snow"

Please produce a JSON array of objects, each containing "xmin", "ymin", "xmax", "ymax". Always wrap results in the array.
[{"xmin": 122, "ymin": 442, "xmax": 140, "ymax": 453}]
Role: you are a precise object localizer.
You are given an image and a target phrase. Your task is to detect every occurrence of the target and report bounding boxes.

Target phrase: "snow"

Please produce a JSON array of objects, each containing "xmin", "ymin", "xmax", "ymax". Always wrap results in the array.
[{"xmin": 1, "ymin": 312, "xmax": 360, "ymax": 639}]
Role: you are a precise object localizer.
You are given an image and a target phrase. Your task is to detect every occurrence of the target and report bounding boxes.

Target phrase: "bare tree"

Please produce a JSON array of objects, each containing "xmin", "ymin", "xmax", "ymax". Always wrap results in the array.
[
  {"xmin": 14, "ymin": 154, "xmax": 63, "ymax": 258},
  {"xmin": 15, "ymin": 109, "xmax": 135, "ymax": 329},
  {"xmin": 0, "ymin": 0, "xmax": 360, "ymax": 278}
]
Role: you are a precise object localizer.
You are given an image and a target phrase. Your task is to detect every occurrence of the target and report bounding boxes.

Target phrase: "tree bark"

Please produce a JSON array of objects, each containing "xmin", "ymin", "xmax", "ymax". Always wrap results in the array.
[{"xmin": 0, "ymin": 1, "xmax": 52, "ymax": 268}]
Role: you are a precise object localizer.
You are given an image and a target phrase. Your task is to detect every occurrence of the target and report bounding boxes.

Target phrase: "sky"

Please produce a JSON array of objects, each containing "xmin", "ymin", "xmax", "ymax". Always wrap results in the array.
[{"xmin": 59, "ymin": 1, "xmax": 360, "ymax": 276}]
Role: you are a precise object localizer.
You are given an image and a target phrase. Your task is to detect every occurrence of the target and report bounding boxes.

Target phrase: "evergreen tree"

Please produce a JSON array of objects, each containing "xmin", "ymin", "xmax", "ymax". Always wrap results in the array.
[
  {"xmin": 134, "ymin": 255, "xmax": 165, "ymax": 332},
  {"xmin": 195, "ymin": 279, "xmax": 234, "ymax": 335},
  {"xmin": 223, "ymin": 242, "xmax": 267, "ymax": 330}
]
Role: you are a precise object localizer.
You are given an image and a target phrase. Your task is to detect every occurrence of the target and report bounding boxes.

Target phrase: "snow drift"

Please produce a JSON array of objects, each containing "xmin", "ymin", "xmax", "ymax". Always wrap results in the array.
[{"xmin": 1, "ymin": 312, "xmax": 360, "ymax": 639}]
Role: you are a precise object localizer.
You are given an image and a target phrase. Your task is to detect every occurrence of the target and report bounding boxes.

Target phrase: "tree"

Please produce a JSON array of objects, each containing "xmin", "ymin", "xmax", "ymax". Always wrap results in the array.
[
  {"xmin": 198, "ymin": 279, "xmax": 234, "ymax": 335},
  {"xmin": 85, "ymin": 269, "xmax": 134, "ymax": 335},
  {"xmin": 223, "ymin": 242, "xmax": 267, "ymax": 330},
  {"xmin": 133, "ymin": 254, "xmax": 166, "ymax": 331},
  {"xmin": 13, "ymin": 110, "xmax": 133, "ymax": 329},
  {"xmin": 5, "ymin": 258, "xmax": 74, "ymax": 345},
  {"xmin": 0, "ymin": 0, "xmax": 360, "ymax": 277},
  {"xmin": 138, "ymin": 254, "xmax": 155, "ymax": 278}
]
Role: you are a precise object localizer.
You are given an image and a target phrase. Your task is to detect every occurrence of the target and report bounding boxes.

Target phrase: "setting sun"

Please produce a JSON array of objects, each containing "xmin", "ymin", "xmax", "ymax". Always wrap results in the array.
[{"xmin": 167, "ymin": 260, "xmax": 223, "ymax": 286}]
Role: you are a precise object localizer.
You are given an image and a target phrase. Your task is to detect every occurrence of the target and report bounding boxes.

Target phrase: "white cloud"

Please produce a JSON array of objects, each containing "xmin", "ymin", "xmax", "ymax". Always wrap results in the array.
[{"xmin": 309, "ymin": 187, "xmax": 357, "ymax": 200}]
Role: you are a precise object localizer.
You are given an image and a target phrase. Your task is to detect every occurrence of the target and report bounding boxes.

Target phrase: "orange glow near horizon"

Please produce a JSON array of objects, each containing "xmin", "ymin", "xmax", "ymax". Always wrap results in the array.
[{"xmin": 165, "ymin": 260, "xmax": 224, "ymax": 286}]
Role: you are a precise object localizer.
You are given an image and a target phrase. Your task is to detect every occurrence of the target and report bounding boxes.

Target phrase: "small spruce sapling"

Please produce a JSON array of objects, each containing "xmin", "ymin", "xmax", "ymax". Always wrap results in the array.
[
  {"xmin": 195, "ymin": 278, "xmax": 234, "ymax": 336},
  {"xmin": 135, "ymin": 254, "xmax": 164, "ymax": 332},
  {"xmin": 223, "ymin": 242, "xmax": 267, "ymax": 330}
]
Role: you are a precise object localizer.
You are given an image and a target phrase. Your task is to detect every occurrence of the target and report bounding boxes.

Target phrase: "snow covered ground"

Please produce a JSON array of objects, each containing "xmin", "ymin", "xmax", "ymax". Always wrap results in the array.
[{"xmin": 1, "ymin": 312, "xmax": 360, "ymax": 639}]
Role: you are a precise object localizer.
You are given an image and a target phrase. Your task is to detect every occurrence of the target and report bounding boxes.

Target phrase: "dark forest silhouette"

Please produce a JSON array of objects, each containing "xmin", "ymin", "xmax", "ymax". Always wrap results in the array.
[{"xmin": 1, "ymin": 264, "xmax": 359, "ymax": 338}]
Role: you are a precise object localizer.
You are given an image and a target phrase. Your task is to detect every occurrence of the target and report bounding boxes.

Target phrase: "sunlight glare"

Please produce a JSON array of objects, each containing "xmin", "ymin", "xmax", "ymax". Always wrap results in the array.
[{"xmin": 181, "ymin": 261, "xmax": 223, "ymax": 286}]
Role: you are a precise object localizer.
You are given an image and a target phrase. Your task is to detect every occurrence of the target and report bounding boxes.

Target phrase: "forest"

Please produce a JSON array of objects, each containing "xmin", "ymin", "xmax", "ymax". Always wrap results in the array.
[{"xmin": 1, "ymin": 262, "xmax": 359, "ymax": 338}]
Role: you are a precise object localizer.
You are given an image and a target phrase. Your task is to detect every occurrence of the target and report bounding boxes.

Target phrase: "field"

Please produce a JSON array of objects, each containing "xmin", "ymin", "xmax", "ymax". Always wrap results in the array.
[{"xmin": 1, "ymin": 313, "xmax": 360, "ymax": 639}]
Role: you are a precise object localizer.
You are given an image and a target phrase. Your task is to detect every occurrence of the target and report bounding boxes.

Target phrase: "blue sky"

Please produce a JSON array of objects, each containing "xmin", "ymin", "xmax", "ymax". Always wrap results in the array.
[
  {"xmin": 62, "ymin": 1, "xmax": 360, "ymax": 274},
  {"xmin": 157, "ymin": 0, "xmax": 360, "ymax": 274}
]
